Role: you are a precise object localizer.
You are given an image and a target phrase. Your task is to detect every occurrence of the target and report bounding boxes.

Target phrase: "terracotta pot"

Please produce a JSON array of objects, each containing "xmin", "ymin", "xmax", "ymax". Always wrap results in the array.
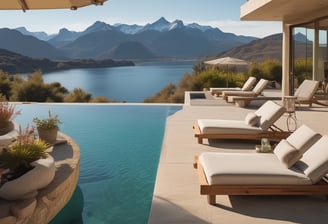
[
  {"xmin": 0, "ymin": 155, "xmax": 56, "ymax": 200},
  {"xmin": 37, "ymin": 128, "xmax": 58, "ymax": 144}
]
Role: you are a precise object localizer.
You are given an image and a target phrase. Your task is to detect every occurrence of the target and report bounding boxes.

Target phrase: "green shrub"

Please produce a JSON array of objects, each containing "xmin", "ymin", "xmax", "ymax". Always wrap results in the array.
[
  {"xmin": 0, "ymin": 127, "xmax": 49, "ymax": 172},
  {"xmin": 33, "ymin": 111, "xmax": 61, "ymax": 130},
  {"xmin": 64, "ymin": 88, "xmax": 92, "ymax": 102}
]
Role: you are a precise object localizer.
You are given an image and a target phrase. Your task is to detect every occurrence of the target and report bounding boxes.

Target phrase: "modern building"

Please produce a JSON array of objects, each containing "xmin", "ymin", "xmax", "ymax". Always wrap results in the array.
[{"xmin": 241, "ymin": 0, "xmax": 328, "ymax": 97}]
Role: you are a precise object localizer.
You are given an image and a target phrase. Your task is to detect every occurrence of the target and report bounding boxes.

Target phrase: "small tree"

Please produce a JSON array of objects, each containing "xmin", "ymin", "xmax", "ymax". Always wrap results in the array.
[
  {"xmin": 64, "ymin": 88, "xmax": 92, "ymax": 102},
  {"xmin": 0, "ymin": 71, "xmax": 12, "ymax": 100}
]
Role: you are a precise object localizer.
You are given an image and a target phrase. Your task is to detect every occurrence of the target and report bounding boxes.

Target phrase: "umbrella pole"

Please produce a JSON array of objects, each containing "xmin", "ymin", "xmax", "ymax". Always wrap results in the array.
[{"xmin": 226, "ymin": 65, "xmax": 229, "ymax": 87}]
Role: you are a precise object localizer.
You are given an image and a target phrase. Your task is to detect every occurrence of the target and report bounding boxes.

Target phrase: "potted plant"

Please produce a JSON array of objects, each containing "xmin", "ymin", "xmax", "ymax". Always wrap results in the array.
[
  {"xmin": 0, "ymin": 127, "xmax": 55, "ymax": 200},
  {"xmin": 33, "ymin": 111, "xmax": 62, "ymax": 144},
  {"xmin": 0, "ymin": 101, "xmax": 21, "ymax": 136}
]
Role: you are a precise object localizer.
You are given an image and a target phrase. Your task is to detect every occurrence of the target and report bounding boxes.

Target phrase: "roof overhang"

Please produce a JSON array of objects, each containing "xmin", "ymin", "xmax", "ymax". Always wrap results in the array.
[
  {"xmin": 241, "ymin": 0, "xmax": 328, "ymax": 25},
  {"xmin": 0, "ymin": 0, "xmax": 107, "ymax": 11}
]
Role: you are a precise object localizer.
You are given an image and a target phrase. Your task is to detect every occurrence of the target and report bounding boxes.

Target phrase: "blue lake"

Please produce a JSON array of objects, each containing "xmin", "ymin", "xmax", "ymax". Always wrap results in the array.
[{"xmin": 43, "ymin": 61, "xmax": 197, "ymax": 102}]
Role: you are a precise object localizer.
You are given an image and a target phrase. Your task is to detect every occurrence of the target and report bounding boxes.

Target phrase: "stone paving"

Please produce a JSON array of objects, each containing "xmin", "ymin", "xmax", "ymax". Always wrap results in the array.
[{"xmin": 149, "ymin": 91, "xmax": 328, "ymax": 224}]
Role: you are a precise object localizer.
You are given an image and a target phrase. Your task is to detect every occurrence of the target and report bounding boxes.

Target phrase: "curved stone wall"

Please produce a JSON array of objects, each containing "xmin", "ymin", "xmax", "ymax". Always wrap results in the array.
[{"xmin": 0, "ymin": 132, "xmax": 80, "ymax": 224}]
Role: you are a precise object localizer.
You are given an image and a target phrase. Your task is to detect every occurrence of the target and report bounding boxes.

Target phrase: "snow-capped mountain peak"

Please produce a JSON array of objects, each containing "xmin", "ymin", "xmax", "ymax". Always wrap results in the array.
[
  {"xmin": 142, "ymin": 17, "xmax": 172, "ymax": 32},
  {"xmin": 84, "ymin": 21, "xmax": 113, "ymax": 34},
  {"xmin": 114, "ymin": 23, "xmax": 143, "ymax": 34},
  {"xmin": 186, "ymin": 23, "xmax": 212, "ymax": 32},
  {"xmin": 169, "ymin": 19, "xmax": 184, "ymax": 30}
]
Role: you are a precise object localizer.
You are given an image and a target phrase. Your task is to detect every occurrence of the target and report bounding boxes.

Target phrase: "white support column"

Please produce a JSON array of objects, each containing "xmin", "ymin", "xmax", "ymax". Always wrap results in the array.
[
  {"xmin": 282, "ymin": 21, "xmax": 291, "ymax": 97},
  {"xmin": 313, "ymin": 22, "xmax": 319, "ymax": 81}
]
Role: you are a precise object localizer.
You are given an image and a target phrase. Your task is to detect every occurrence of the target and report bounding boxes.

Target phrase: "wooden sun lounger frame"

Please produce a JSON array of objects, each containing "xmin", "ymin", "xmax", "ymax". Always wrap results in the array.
[
  {"xmin": 228, "ymin": 96, "xmax": 282, "ymax": 107},
  {"xmin": 193, "ymin": 122, "xmax": 291, "ymax": 144},
  {"xmin": 193, "ymin": 156, "xmax": 328, "ymax": 205}
]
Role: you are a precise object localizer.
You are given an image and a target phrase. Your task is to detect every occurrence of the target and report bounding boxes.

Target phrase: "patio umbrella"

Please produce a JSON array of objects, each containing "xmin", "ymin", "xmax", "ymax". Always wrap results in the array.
[
  {"xmin": 204, "ymin": 56, "xmax": 248, "ymax": 87},
  {"xmin": 0, "ymin": 0, "xmax": 107, "ymax": 11}
]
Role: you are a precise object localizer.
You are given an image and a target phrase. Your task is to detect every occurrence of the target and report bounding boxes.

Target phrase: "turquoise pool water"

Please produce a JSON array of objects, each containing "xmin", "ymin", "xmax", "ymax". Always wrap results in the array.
[{"xmin": 14, "ymin": 104, "xmax": 182, "ymax": 224}]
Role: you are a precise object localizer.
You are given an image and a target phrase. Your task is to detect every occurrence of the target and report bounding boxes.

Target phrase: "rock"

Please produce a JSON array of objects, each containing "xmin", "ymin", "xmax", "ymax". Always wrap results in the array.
[{"xmin": 10, "ymin": 198, "xmax": 36, "ymax": 219}]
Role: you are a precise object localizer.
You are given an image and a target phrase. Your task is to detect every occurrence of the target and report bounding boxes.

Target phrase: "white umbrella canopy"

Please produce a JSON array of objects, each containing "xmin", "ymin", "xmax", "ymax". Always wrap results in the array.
[
  {"xmin": 0, "ymin": 0, "xmax": 107, "ymax": 11},
  {"xmin": 204, "ymin": 57, "xmax": 249, "ymax": 87},
  {"xmin": 204, "ymin": 56, "xmax": 248, "ymax": 66}
]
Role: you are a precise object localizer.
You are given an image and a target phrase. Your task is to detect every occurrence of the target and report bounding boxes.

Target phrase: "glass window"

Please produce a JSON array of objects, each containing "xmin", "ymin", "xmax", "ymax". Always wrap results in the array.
[
  {"xmin": 291, "ymin": 17, "xmax": 328, "ymax": 95},
  {"xmin": 291, "ymin": 24, "xmax": 314, "ymax": 91}
]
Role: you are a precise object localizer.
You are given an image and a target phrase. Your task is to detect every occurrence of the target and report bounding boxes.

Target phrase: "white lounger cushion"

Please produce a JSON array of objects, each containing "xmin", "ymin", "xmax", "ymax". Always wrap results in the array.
[
  {"xmin": 210, "ymin": 87, "xmax": 240, "ymax": 92},
  {"xmin": 241, "ymin": 76, "xmax": 257, "ymax": 91},
  {"xmin": 210, "ymin": 76, "xmax": 256, "ymax": 93},
  {"xmin": 222, "ymin": 90, "xmax": 257, "ymax": 98},
  {"xmin": 199, "ymin": 152, "xmax": 311, "ymax": 185},
  {"xmin": 222, "ymin": 79, "xmax": 269, "ymax": 97},
  {"xmin": 198, "ymin": 119, "xmax": 263, "ymax": 135},
  {"xmin": 197, "ymin": 100, "xmax": 285, "ymax": 134},
  {"xmin": 295, "ymin": 135, "xmax": 328, "ymax": 183},
  {"xmin": 294, "ymin": 80, "xmax": 319, "ymax": 101},
  {"xmin": 253, "ymin": 79, "xmax": 269, "ymax": 95}
]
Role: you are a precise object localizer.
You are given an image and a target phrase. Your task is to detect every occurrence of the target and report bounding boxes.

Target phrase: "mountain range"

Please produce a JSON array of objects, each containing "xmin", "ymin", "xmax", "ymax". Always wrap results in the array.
[
  {"xmin": 0, "ymin": 17, "xmax": 257, "ymax": 60},
  {"xmin": 216, "ymin": 33, "xmax": 311, "ymax": 62}
]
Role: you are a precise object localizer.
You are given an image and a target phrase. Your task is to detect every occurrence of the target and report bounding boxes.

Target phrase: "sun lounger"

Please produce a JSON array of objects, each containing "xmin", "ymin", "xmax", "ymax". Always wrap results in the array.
[
  {"xmin": 294, "ymin": 79, "xmax": 319, "ymax": 107},
  {"xmin": 194, "ymin": 100, "xmax": 289, "ymax": 144},
  {"xmin": 228, "ymin": 95, "xmax": 282, "ymax": 107},
  {"xmin": 193, "ymin": 125, "xmax": 327, "ymax": 205},
  {"xmin": 221, "ymin": 79, "xmax": 269, "ymax": 101},
  {"xmin": 209, "ymin": 76, "xmax": 256, "ymax": 96},
  {"xmin": 226, "ymin": 79, "xmax": 320, "ymax": 108}
]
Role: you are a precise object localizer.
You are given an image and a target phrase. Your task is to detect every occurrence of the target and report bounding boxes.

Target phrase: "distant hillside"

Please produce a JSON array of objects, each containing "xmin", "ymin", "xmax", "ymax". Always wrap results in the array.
[
  {"xmin": 216, "ymin": 33, "xmax": 311, "ymax": 62},
  {"xmin": 59, "ymin": 29, "xmax": 129, "ymax": 58},
  {"xmin": 0, "ymin": 28, "xmax": 66, "ymax": 60},
  {"xmin": 101, "ymin": 41, "xmax": 156, "ymax": 59},
  {"xmin": 47, "ymin": 28, "xmax": 81, "ymax": 47},
  {"xmin": 217, "ymin": 33, "xmax": 283, "ymax": 62},
  {"xmin": 15, "ymin": 27, "xmax": 56, "ymax": 41},
  {"xmin": 0, "ymin": 49, "xmax": 134, "ymax": 74}
]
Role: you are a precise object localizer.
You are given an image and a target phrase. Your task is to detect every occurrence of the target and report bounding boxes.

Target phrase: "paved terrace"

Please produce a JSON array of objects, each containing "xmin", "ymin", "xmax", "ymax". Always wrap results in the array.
[{"xmin": 149, "ymin": 90, "xmax": 328, "ymax": 224}]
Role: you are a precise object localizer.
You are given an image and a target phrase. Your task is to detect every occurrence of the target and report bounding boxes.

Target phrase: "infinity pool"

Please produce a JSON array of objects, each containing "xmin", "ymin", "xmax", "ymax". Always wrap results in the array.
[{"xmin": 14, "ymin": 104, "xmax": 182, "ymax": 224}]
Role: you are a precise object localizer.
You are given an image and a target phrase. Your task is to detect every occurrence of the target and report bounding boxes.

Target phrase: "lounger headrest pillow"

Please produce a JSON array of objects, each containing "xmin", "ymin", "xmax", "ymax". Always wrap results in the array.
[
  {"xmin": 255, "ymin": 101, "xmax": 286, "ymax": 130},
  {"xmin": 274, "ymin": 125, "xmax": 320, "ymax": 168},
  {"xmin": 274, "ymin": 139, "xmax": 302, "ymax": 168},
  {"xmin": 286, "ymin": 124, "xmax": 321, "ymax": 154},
  {"xmin": 244, "ymin": 112, "xmax": 261, "ymax": 127},
  {"xmin": 295, "ymin": 135, "xmax": 328, "ymax": 183}
]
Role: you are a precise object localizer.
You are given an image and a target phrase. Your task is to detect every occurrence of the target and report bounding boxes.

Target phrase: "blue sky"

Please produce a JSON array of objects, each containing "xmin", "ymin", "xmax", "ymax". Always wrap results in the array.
[{"xmin": 0, "ymin": 0, "xmax": 281, "ymax": 38}]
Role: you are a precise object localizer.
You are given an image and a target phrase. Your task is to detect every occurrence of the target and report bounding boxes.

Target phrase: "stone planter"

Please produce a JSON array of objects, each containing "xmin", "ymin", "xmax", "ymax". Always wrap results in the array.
[
  {"xmin": 0, "ymin": 155, "xmax": 56, "ymax": 200},
  {"xmin": 37, "ymin": 128, "xmax": 58, "ymax": 144},
  {"xmin": 0, "ymin": 121, "xmax": 14, "ymax": 136},
  {"xmin": 0, "ymin": 122, "xmax": 19, "ymax": 146}
]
